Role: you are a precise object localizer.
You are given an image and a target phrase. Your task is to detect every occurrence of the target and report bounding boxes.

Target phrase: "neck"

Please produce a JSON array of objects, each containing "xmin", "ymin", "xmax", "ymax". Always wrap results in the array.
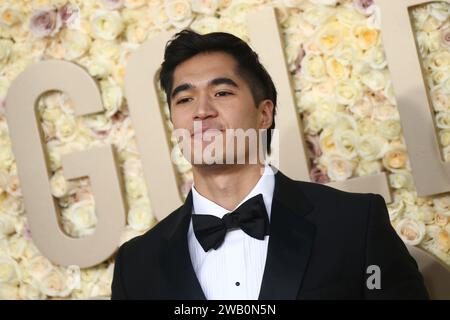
[{"xmin": 192, "ymin": 164, "xmax": 266, "ymax": 211}]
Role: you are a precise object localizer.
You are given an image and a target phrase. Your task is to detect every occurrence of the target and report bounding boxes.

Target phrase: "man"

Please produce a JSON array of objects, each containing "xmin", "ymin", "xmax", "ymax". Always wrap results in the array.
[{"xmin": 111, "ymin": 30, "xmax": 429, "ymax": 299}]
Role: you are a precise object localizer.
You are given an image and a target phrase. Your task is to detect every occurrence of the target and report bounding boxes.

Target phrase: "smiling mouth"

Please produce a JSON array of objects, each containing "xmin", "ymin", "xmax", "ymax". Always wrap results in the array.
[{"xmin": 191, "ymin": 128, "xmax": 224, "ymax": 137}]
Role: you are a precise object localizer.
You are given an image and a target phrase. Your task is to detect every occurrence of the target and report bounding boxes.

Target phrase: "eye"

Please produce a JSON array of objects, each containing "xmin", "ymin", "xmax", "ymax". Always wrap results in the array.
[
  {"xmin": 176, "ymin": 97, "xmax": 193, "ymax": 104},
  {"xmin": 215, "ymin": 91, "xmax": 233, "ymax": 97}
]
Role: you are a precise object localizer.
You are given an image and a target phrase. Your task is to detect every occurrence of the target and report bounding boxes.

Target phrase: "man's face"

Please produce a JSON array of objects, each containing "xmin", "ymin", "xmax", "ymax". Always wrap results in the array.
[{"xmin": 169, "ymin": 51, "xmax": 273, "ymax": 166}]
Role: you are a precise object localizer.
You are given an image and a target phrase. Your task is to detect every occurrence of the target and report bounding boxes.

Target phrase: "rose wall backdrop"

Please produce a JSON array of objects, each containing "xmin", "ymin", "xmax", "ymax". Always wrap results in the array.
[{"xmin": 0, "ymin": 0, "xmax": 449, "ymax": 299}]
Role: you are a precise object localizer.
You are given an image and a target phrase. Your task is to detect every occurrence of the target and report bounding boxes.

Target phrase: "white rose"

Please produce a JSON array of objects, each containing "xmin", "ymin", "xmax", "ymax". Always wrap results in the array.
[
  {"xmin": 435, "ymin": 213, "xmax": 448, "ymax": 227},
  {"xmin": 387, "ymin": 197, "xmax": 405, "ymax": 221},
  {"xmin": 2, "ymin": 194, "xmax": 24, "ymax": 216},
  {"xmin": 315, "ymin": 22, "xmax": 345, "ymax": 54},
  {"xmin": 433, "ymin": 195, "xmax": 450, "ymax": 217},
  {"xmin": 382, "ymin": 146, "xmax": 409, "ymax": 172},
  {"xmin": 0, "ymin": 283, "xmax": 19, "ymax": 299},
  {"xmin": 427, "ymin": 50, "xmax": 450, "ymax": 72},
  {"xmin": 431, "ymin": 88, "xmax": 450, "ymax": 113},
  {"xmin": 18, "ymin": 283, "xmax": 44, "ymax": 300},
  {"xmin": 84, "ymin": 114, "xmax": 112, "ymax": 139},
  {"xmin": 319, "ymin": 127, "xmax": 337, "ymax": 154},
  {"xmin": 383, "ymin": 81, "xmax": 397, "ymax": 105},
  {"xmin": 361, "ymin": 69, "xmax": 387, "ymax": 91},
  {"xmin": 63, "ymin": 200, "xmax": 97, "ymax": 237},
  {"xmin": 0, "ymin": 213, "xmax": 16, "ymax": 239},
  {"xmin": 309, "ymin": 0, "xmax": 338, "ymax": 5},
  {"xmin": 372, "ymin": 103, "xmax": 399, "ymax": 121},
  {"xmin": 0, "ymin": 141, "xmax": 14, "ymax": 171},
  {"xmin": 6, "ymin": 174, "xmax": 21, "ymax": 197},
  {"xmin": 333, "ymin": 42, "xmax": 360, "ymax": 66},
  {"xmin": 91, "ymin": 10, "xmax": 124, "ymax": 40},
  {"xmin": 333, "ymin": 113, "xmax": 358, "ymax": 131},
  {"xmin": 428, "ymin": 2, "xmax": 449, "ymax": 22},
  {"xmin": 303, "ymin": 4, "xmax": 333, "ymax": 26},
  {"xmin": 352, "ymin": 24, "xmax": 379, "ymax": 50},
  {"xmin": 28, "ymin": 254, "xmax": 55, "ymax": 282},
  {"xmin": 336, "ymin": 5, "xmax": 366, "ymax": 27},
  {"xmin": 304, "ymin": 110, "xmax": 335, "ymax": 135},
  {"xmin": 378, "ymin": 119, "xmax": 402, "ymax": 140},
  {"xmin": 171, "ymin": 144, "xmax": 192, "ymax": 173},
  {"xmin": 164, "ymin": 0, "xmax": 193, "ymax": 29},
  {"xmin": 46, "ymin": 140, "xmax": 62, "ymax": 171},
  {"xmin": 349, "ymin": 97, "xmax": 373, "ymax": 119},
  {"xmin": 127, "ymin": 199, "xmax": 154, "ymax": 232},
  {"xmin": 125, "ymin": 22, "xmax": 149, "ymax": 43},
  {"xmin": 50, "ymin": 169, "xmax": 68, "ymax": 198},
  {"xmin": 357, "ymin": 134, "xmax": 388, "ymax": 161},
  {"xmin": 322, "ymin": 154, "xmax": 354, "ymax": 181},
  {"xmin": 364, "ymin": 45, "xmax": 387, "ymax": 70},
  {"xmin": 439, "ymin": 129, "xmax": 450, "ymax": 147},
  {"xmin": 436, "ymin": 111, "xmax": 450, "ymax": 129},
  {"xmin": 301, "ymin": 54, "xmax": 327, "ymax": 83},
  {"xmin": 191, "ymin": 0, "xmax": 218, "ymax": 15},
  {"xmin": 100, "ymin": 77, "xmax": 123, "ymax": 117},
  {"xmin": 416, "ymin": 204, "xmax": 436, "ymax": 224},
  {"xmin": 150, "ymin": 4, "xmax": 171, "ymax": 30},
  {"xmin": 335, "ymin": 80, "xmax": 361, "ymax": 106},
  {"xmin": 389, "ymin": 170, "xmax": 414, "ymax": 190},
  {"xmin": 333, "ymin": 129, "xmax": 358, "ymax": 160},
  {"xmin": 0, "ymin": 6, "xmax": 21, "ymax": 27},
  {"xmin": 190, "ymin": 16, "xmax": 220, "ymax": 34},
  {"xmin": 0, "ymin": 254, "xmax": 21, "ymax": 285},
  {"xmin": 6, "ymin": 234, "xmax": 28, "ymax": 260},
  {"xmin": 90, "ymin": 38, "xmax": 121, "ymax": 61},
  {"xmin": 325, "ymin": 57, "xmax": 350, "ymax": 80},
  {"xmin": 355, "ymin": 160, "xmax": 382, "ymax": 177},
  {"xmin": 61, "ymin": 29, "xmax": 91, "ymax": 60},
  {"xmin": 38, "ymin": 266, "xmax": 79, "ymax": 297},
  {"xmin": 125, "ymin": 177, "xmax": 147, "ymax": 199},
  {"xmin": 55, "ymin": 115, "xmax": 78, "ymax": 142},
  {"xmin": 395, "ymin": 218, "xmax": 426, "ymax": 245},
  {"xmin": 119, "ymin": 226, "xmax": 144, "ymax": 246}
]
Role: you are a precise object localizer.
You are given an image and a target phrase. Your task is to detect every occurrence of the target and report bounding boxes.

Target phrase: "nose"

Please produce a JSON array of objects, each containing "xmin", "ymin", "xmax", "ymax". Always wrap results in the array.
[{"xmin": 192, "ymin": 92, "xmax": 218, "ymax": 121}]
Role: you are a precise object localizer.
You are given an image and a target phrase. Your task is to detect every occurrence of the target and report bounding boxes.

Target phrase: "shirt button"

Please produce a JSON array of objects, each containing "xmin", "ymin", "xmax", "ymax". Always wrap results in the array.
[{"xmin": 235, "ymin": 282, "xmax": 240, "ymax": 286}]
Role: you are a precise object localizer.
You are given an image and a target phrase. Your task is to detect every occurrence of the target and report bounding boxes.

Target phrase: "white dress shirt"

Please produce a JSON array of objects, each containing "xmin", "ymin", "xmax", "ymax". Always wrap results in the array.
[{"xmin": 188, "ymin": 165, "xmax": 275, "ymax": 300}]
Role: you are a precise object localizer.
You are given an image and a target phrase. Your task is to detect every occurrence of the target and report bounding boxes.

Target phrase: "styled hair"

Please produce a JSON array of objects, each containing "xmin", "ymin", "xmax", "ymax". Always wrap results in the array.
[{"xmin": 159, "ymin": 29, "xmax": 277, "ymax": 154}]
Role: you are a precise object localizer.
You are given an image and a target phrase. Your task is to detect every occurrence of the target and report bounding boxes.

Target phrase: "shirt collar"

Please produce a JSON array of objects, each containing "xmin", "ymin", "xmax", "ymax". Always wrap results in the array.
[{"xmin": 191, "ymin": 165, "xmax": 275, "ymax": 221}]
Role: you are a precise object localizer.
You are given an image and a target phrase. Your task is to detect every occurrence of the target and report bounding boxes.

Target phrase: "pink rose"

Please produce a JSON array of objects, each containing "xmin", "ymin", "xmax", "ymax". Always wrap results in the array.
[
  {"xmin": 310, "ymin": 166, "xmax": 330, "ymax": 184},
  {"xmin": 305, "ymin": 134, "xmax": 322, "ymax": 159},
  {"xmin": 352, "ymin": 0, "xmax": 376, "ymax": 16},
  {"xmin": 442, "ymin": 27, "xmax": 450, "ymax": 48},
  {"xmin": 29, "ymin": 6, "xmax": 62, "ymax": 38},
  {"xmin": 59, "ymin": 3, "xmax": 80, "ymax": 28}
]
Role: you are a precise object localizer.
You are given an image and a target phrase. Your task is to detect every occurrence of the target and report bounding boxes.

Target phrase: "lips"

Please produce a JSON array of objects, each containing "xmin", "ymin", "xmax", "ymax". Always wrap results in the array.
[{"xmin": 191, "ymin": 127, "xmax": 224, "ymax": 137}]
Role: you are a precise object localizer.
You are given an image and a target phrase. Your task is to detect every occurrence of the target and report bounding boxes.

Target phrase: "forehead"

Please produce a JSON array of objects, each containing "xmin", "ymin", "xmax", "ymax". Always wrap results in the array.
[{"xmin": 172, "ymin": 52, "xmax": 240, "ymax": 86}]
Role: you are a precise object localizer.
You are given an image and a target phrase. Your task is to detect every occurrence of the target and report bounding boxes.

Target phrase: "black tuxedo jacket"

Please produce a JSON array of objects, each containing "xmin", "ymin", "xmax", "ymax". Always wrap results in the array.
[{"xmin": 111, "ymin": 169, "xmax": 429, "ymax": 299}]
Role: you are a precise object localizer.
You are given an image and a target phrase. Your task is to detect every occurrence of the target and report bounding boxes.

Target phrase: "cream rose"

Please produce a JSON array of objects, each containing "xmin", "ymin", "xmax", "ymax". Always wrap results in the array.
[
  {"xmin": 356, "ymin": 117, "xmax": 379, "ymax": 136},
  {"xmin": 100, "ymin": 77, "xmax": 123, "ymax": 117},
  {"xmin": 190, "ymin": 16, "xmax": 220, "ymax": 34},
  {"xmin": 124, "ymin": 0, "xmax": 146, "ymax": 9},
  {"xmin": 355, "ymin": 160, "xmax": 382, "ymax": 177},
  {"xmin": 433, "ymin": 195, "xmax": 450, "ymax": 217},
  {"xmin": 428, "ymin": 2, "xmax": 449, "ymax": 22},
  {"xmin": 0, "ymin": 283, "xmax": 18, "ymax": 299},
  {"xmin": 90, "ymin": 10, "xmax": 124, "ymax": 40},
  {"xmin": 379, "ymin": 119, "xmax": 402, "ymax": 140},
  {"xmin": 395, "ymin": 218, "xmax": 426, "ymax": 245},
  {"xmin": 389, "ymin": 170, "xmax": 414, "ymax": 190},
  {"xmin": 127, "ymin": 199, "xmax": 154, "ymax": 232},
  {"xmin": 315, "ymin": 22, "xmax": 345, "ymax": 54},
  {"xmin": 6, "ymin": 234, "xmax": 28, "ymax": 260},
  {"xmin": 164, "ymin": 0, "xmax": 193, "ymax": 29},
  {"xmin": 191, "ymin": 0, "xmax": 218, "ymax": 15},
  {"xmin": 387, "ymin": 197, "xmax": 405, "ymax": 221},
  {"xmin": 0, "ymin": 6, "xmax": 21, "ymax": 27},
  {"xmin": 335, "ymin": 80, "xmax": 361, "ymax": 106},
  {"xmin": 61, "ymin": 29, "xmax": 91, "ymax": 60},
  {"xmin": 0, "ymin": 255, "xmax": 21, "ymax": 285},
  {"xmin": 361, "ymin": 69, "xmax": 387, "ymax": 91},
  {"xmin": 2, "ymin": 194, "xmax": 25, "ymax": 216},
  {"xmin": 303, "ymin": 5, "xmax": 333, "ymax": 26},
  {"xmin": 0, "ymin": 213, "xmax": 17, "ymax": 239},
  {"xmin": 125, "ymin": 176, "xmax": 147, "ymax": 199},
  {"xmin": 304, "ymin": 110, "xmax": 335, "ymax": 135},
  {"xmin": 319, "ymin": 127, "xmax": 337, "ymax": 154},
  {"xmin": 352, "ymin": 24, "xmax": 379, "ymax": 50},
  {"xmin": 357, "ymin": 134, "xmax": 387, "ymax": 161},
  {"xmin": 18, "ymin": 283, "xmax": 44, "ymax": 300},
  {"xmin": 322, "ymin": 154, "xmax": 354, "ymax": 181},
  {"xmin": 50, "ymin": 169, "xmax": 68, "ymax": 198},
  {"xmin": 325, "ymin": 57, "xmax": 350, "ymax": 80},
  {"xmin": 336, "ymin": 5, "xmax": 366, "ymax": 27},
  {"xmin": 440, "ymin": 129, "xmax": 450, "ymax": 147},
  {"xmin": 427, "ymin": 50, "xmax": 450, "ymax": 72},
  {"xmin": 372, "ymin": 103, "xmax": 399, "ymax": 121},
  {"xmin": 38, "ymin": 266, "xmax": 80, "ymax": 297},
  {"xmin": 382, "ymin": 146, "xmax": 408, "ymax": 172},
  {"xmin": 301, "ymin": 54, "xmax": 327, "ymax": 83},
  {"xmin": 350, "ymin": 97, "xmax": 373, "ymax": 119},
  {"xmin": 333, "ymin": 129, "xmax": 358, "ymax": 160},
  {"xmin": 55, "ymin": 115, "xmax": 78, "ymax": 142},
  {"xmin": 63, "ymin": 200, "xmax": 97, "ymax": 237},
  {"xmin": 0, "ymin": 39, "xmax": 13, "ymax": 67},
  {"xmin": 436, "ymin": 111, "xmax": 450, "ymax": 129}
]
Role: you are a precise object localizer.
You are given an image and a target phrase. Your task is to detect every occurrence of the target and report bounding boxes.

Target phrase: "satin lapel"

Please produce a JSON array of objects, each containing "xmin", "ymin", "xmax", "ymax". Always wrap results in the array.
[
  {"xmin": 258, "ymin": 170, "xmax": 316, "ymax": 300},
  {"xmin": 161, "ymin": 191, "xmax": 206, "ymax": 300}
]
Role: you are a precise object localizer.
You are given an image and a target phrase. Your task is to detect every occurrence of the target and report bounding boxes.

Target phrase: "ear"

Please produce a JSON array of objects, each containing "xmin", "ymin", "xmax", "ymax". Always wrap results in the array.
[{"xmin": 258, "ymin": 99, "xmax": 274, "ymax": 130}]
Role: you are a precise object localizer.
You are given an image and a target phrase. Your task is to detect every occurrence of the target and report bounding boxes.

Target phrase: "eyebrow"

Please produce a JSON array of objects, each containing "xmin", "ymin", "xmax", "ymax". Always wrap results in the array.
[{"xmin": 171, "ymin": 77, "xmax": 239, "ymax": 99}]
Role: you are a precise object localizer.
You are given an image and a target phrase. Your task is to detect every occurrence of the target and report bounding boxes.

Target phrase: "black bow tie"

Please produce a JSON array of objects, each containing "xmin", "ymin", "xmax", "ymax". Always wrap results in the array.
[{"xmin": 192, "ymin": 194, "xmax": 270, "ymax": 252}]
